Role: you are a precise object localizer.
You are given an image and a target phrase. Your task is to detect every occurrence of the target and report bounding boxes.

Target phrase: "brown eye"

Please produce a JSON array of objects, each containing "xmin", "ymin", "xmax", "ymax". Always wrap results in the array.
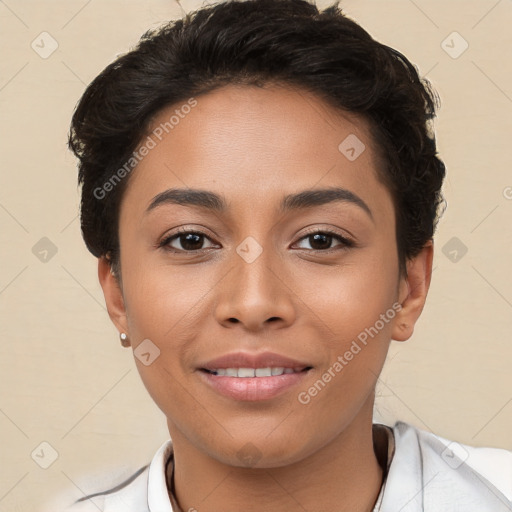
[
  {"xmin": 294, "ymin": 230, "xmax": 354, "ymax": 251},
  {"xmin": 161, "ymin": 230, "xmax": 217, "ymax": 252},
  {"xmin": 308, "ymin": 233, "xmax": 333, "ymax": 250}
]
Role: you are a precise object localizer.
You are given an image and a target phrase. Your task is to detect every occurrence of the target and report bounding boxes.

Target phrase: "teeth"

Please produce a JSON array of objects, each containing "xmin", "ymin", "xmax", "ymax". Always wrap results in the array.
[{"xmin": 208, "ymin": 367, "xmax": 301, "ymax": 377}]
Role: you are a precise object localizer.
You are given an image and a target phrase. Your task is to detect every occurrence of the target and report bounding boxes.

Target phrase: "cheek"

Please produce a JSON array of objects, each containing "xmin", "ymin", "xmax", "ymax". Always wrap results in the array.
[
  {"xmin": 121, "ymin": 267, "xmax": 206, "ymax": 416},
  {"xmin": 120, "ymin": 261, "xmax": 210, "ymax": 394},
  {"xmin": 291, "ymin": 248, "xmax": 398, "ymax": 408},
  {"xmin": 294, "ymin": 251, "xmax": 399, "ymax": 344},
  {"xmin": 122, "ymin": 258, "xmax": 211, "ymax": 338}
]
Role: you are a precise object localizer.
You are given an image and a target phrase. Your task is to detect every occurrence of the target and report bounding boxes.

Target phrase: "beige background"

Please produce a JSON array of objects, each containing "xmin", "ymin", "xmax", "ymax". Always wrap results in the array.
[{"xmin": 0, "ymin": 0, "xmax": 511, "ymax": 510}]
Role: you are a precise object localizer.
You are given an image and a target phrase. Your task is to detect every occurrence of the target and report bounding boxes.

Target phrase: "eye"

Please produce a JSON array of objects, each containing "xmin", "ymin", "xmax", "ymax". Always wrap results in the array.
[
  {"xmin": 293, "ymin": 230, "xmax": 354, "ymax": 251},
  {"xmin": 160, "ymin": 229, "xmax": 218, "ymax": 252},
  {"xmin": 159, "ymin": 228, "xmax": 354, "ymax": 253}
]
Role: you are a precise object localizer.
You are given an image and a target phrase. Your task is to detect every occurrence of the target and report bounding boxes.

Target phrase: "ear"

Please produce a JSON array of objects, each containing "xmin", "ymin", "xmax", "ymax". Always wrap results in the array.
[
  {"xmin": 97, "ymin": 256, "xmax": 129, "ymax": 335},
  {"xmin": 392, "ymin": 240, "xmax": 434, "ymax": 342}
]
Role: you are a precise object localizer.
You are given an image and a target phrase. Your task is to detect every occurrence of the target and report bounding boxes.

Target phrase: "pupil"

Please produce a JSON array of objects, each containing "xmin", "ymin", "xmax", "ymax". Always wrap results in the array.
[
  {"xmin": 310, "ymin": 233, "xmax": 331, "ymax": 250},
  {"xmin": 181, "ymin": 233, "xmax": 203, "ymax": 250}
]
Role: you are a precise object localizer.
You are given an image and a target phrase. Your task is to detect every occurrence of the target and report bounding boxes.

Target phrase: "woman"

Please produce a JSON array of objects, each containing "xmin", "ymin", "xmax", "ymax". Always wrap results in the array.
[{"xmin": 63, "ymin": 0, "xmax": 512, "ymax": 510}]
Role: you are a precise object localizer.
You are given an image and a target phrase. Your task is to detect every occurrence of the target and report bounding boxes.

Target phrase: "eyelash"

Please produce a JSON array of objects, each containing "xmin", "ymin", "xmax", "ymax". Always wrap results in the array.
[{"xmin": 158, "ymin": 227, "xmax": 355, "ymax": 254}]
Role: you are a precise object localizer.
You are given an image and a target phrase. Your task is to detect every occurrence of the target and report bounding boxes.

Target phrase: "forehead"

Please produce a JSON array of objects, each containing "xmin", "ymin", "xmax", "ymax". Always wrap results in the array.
[{"xmin": 120, "ymin": 84, "xmax": 394, "ymax": 223}]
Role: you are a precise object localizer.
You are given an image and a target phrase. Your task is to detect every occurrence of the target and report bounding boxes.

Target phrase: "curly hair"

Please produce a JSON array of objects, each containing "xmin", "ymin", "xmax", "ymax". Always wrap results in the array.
[{"xmin": 69, "ymin": 0, "xmax": 446, "ymax": 278}]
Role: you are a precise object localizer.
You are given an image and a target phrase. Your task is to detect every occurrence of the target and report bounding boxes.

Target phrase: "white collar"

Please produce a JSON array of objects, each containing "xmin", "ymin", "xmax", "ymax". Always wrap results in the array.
[
  {"xmin": 143, "ymin": 422, "xmax": 512, "ymax": 512},
  {"xmin": 147, "ymin": 438, "xmax": 175, "ymax": 512}
]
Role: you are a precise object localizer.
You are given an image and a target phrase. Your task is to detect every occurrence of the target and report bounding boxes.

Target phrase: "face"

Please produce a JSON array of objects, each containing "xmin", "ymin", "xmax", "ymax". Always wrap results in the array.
[{"xmin": 100, "ymin": 84, "xmax": 429, "ymax": 468}]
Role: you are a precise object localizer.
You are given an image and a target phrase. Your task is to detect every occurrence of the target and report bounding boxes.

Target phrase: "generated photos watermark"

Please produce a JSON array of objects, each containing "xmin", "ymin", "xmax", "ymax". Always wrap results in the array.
[
  {"xmin": 297, "ymin": 302, "xmax": 402, "ymax": 405},
  {"xmin": 93, "ymin": 97, "xmax": 198, "ymax": 200}
]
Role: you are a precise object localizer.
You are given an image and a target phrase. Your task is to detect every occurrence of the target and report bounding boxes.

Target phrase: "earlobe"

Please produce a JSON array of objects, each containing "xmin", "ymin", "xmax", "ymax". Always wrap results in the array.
[
  {"xmin": 392, "ymin": 240, "xmax": 434, "ymax": 342},
  {"xmin": 97, "ymin": 256, "xmax": 129, "ymax": 335}
]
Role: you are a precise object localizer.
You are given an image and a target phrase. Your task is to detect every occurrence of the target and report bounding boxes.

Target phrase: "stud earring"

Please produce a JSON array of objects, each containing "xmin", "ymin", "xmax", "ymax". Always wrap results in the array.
[{"xmin": 120, "ymin": 332, "xmax": 130, "ymax": 347}]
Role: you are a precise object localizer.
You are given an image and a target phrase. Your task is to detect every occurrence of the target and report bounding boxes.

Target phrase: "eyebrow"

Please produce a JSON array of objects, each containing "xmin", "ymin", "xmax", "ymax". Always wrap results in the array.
[{"xmin": 145, "ymin": 187, "xmax": 373, "ymax": 220}]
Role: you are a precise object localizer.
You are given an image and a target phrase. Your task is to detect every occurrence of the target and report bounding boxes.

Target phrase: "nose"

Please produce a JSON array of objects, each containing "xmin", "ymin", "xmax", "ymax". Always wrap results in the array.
[{"xmin": 214, "ymin": 245, "xmax": 296, "ymax": 332}]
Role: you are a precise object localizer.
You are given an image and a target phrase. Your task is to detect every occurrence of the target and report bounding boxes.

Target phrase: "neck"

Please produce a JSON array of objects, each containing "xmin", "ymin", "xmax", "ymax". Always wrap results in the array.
[{"xmin": 169, "ymin": 403, "xmax": 384, "ymax": 512}]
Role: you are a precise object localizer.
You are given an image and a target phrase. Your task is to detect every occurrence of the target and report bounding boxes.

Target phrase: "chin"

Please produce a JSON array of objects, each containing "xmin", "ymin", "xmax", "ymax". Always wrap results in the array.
[{"xmin": 200, "ymin": 429, "xmax": 318, "ymax": 469}]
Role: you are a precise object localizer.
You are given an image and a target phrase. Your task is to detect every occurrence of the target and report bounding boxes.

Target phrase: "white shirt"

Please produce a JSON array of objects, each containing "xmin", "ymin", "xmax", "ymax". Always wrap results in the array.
[{"xmin": 58, "ymin": 422, "xmax": 512, "ymax": 512}]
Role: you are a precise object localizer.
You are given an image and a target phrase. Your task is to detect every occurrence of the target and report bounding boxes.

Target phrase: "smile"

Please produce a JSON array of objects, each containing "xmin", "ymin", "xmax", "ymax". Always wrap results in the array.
[
  {"xmin": 199, "ymin": 366, "xmax": 312, "ymax": 401},
  {"xmin": 202, "ymin": 367, "xmax": 307, "ymax": 377}
]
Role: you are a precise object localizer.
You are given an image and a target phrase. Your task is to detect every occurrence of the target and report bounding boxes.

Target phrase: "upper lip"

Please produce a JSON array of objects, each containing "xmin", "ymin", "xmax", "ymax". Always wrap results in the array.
[{"xmin": 199, "ymin": 351, "xmax": 313, "ymax": 371}]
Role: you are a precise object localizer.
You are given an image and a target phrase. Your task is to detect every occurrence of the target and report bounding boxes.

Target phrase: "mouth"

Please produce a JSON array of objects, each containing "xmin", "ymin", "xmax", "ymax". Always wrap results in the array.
[
  {"xmin": 197, "ymin": 352, "xmax": 313, "ymax": 401},
  {"xmin": 201, "ymin": 366, "xmax": 311, "ymax": 377}
]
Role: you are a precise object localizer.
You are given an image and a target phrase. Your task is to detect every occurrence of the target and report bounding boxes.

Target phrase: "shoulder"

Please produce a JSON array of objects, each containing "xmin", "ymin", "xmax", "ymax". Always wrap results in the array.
[
  {"xmin": 63, "ymin": 464, "xmax": 150, "ymax": 512},
  {"xmin": 394, "ymin": 421, "xmax": 512, "ymax": 498},
  {"xmin": 382, "ymin": 421, "xmax": 512, "ymax": 511},
  {"xmin": 49, "ymin": 439, "xmax": 174, "ymax": 512}
]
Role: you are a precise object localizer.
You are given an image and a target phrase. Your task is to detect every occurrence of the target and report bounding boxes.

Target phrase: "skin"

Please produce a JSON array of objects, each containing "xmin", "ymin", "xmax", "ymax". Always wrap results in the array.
[{"xmin": 98, "ymin": 83, "xmax": 433, "ymax": 512}]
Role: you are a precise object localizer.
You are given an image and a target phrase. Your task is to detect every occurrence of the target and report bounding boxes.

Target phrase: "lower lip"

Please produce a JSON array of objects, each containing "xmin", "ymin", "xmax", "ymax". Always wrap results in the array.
[{"xmin": 198, "ymin": 370, "xmax": 310, "ymax": 401}]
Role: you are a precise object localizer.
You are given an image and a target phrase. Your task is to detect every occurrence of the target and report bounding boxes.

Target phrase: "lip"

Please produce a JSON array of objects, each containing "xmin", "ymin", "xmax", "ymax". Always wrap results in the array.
[
  {"xmin": 197, "ymin": 351, "xmax": 313, "ymax": 401},
  {"xmin": 199, "ymin": 351, "xmax": 312, "ymax": 371}
]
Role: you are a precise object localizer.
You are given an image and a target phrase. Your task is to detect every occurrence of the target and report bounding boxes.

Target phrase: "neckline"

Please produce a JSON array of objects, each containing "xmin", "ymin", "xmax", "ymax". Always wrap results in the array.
[
  {"xmin": 165, "ymin": 423, "xmax": 396, "ymax": 512},
  {"xmin": 371, "ymin": 423, "xmax": 396, "ymax": 511}
]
